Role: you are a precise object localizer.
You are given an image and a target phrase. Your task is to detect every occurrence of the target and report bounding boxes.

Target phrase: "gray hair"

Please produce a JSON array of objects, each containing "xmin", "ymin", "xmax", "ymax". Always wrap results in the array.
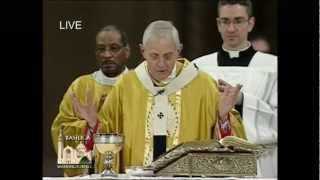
[{"xmin": 142, "ymin": 20, "xmax": 182, "ymax": 50}]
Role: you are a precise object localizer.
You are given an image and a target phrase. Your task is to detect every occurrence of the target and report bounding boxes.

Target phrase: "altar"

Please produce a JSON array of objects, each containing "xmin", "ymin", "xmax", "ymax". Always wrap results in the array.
[{"xmin": 43, "ymin": 175, "xmax": 276, "ymax": 180}]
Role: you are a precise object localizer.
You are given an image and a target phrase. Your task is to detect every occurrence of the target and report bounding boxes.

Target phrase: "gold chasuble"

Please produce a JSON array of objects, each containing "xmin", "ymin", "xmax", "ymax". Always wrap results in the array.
[
  {"xmin": 98, "ymin": 58, "xmax": 246, "ymax": 172},
  {"xmin": 51, "ymin": 70, "xmax": 123, "ymax": 176}
]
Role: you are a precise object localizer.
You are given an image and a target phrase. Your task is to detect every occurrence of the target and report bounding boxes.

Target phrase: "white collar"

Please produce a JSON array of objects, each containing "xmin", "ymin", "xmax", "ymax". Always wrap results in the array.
[
  {"xmin": 222, "ymin": 41, "xmax": 251, "ymax": 58},
  {"xmin": 135, "ymin": 60, "xmax": 198, "ymax": 96},
  {"xmin": 92, "ymin": 68, "xmax": 128, "ymax": 85}
]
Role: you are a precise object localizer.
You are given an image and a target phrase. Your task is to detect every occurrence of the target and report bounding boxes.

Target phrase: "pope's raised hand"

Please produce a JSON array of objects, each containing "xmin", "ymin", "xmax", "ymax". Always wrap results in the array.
[{"xmin": 218, "ymin": 79, "xmax": 242, "ymax": 119}]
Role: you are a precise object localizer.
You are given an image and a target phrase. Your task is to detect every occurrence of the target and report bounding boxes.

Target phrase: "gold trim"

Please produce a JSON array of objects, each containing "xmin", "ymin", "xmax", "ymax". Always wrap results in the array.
[
  {"xmin": 172, "ymin": 90, "xmax": 181, "ymax": 146},
  {"xmin": 143, "ymin": 93, "xmax": 154, "ymax": 166},
  {"xmin": 143, "ymin": 91, "xmax": 182, "ymax": 165}
]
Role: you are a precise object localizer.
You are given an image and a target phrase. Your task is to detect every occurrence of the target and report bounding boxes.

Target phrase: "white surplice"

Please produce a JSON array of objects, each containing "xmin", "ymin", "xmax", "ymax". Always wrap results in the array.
[{"xmin": 193, "ymin": 51, "xmax": 277, "ymax": 178}]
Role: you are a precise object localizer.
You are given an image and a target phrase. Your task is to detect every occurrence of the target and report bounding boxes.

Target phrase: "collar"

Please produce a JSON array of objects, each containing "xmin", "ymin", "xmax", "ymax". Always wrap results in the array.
[
  {"xmin": 222, "ymin": 41, "xmax": 251, "ymax": 58},
  {"xmin": 92, "ymin": 68, "xmax": 128, "ymax": 85},
  {"xmin": 135, "ymin": 58, "xmax": 198, "ymax": 96}
]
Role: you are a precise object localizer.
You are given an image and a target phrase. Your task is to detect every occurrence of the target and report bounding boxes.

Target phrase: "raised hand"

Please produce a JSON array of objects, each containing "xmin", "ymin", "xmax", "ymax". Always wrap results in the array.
[
  {"xmin": 70, "ymin": 89, "xmax": 98, "ymax": 128},
  {"xmin": 218, "ymin": 79, "xmax": 242, "ymax": 119}
]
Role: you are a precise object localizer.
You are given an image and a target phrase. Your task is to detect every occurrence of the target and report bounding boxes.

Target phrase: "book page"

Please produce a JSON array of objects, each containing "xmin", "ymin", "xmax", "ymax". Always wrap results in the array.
[{"xmin": 220, "ymin": 136, "xmax": 264, "ymax": 152}]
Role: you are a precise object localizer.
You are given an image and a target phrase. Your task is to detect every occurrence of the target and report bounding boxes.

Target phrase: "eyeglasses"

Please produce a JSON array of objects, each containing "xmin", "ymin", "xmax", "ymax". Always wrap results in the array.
[
  {"xmin": 217, "ymin": 18, "xmax": 249, "ymax": 29},
  {"xmin": 96, "ymin": 44, "xmax": 124, "ymax": 56}
]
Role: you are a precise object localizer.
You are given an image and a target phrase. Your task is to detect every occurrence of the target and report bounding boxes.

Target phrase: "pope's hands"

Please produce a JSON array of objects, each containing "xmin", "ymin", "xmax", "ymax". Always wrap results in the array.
[{"xmin": 218, "ymin": 79, "xmax": 242, "ymax": 119}]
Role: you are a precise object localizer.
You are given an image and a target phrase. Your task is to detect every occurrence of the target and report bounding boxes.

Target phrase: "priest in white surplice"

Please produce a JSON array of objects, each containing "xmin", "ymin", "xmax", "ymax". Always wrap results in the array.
[{"xmin": 193, "ymin": 0, "xmax": 277, "ymax": 178}]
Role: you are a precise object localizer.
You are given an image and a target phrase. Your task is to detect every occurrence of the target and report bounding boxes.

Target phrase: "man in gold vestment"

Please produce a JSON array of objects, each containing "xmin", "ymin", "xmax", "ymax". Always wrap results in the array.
[
  {"xmin": 74, "ymin": 20, "xmax": 246, "ymax": 173},
  {"xmin": 51, "ymin": 25, "xmax": 130, "ymax": 176}
]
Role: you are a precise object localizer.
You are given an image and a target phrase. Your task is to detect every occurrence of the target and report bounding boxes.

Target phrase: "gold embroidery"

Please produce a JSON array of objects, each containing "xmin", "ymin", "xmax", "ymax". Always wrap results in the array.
[
  {"xmin": 172, "ymin": 90, "xmax": 181, "ymax": 146},
  {"xmin": 143, "ymin": 91, "xmax": 182, "ymax": 165},
  {"xmin": 143, "ymin": 93, "xmax": 154, "ymax": 166}
]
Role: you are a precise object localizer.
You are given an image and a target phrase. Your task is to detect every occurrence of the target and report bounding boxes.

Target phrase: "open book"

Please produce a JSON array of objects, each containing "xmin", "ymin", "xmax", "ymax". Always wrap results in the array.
[{"xmin": 219, "ymin": 136, "xmax": 265, "ymax": 153}]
